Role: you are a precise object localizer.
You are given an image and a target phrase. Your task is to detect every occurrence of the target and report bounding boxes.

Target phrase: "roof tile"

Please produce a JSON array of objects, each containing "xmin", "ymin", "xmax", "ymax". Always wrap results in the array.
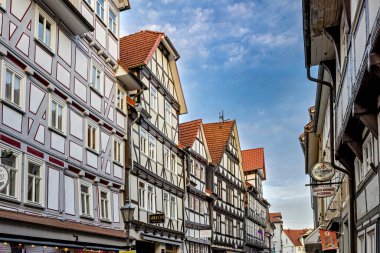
[
  {"xmin": 283, "ymin": 229, "xmax": 309, "ymax": 247},
  {"xmin": 179, "ymin": 119, "xmax": 202, "ymax": 149}
]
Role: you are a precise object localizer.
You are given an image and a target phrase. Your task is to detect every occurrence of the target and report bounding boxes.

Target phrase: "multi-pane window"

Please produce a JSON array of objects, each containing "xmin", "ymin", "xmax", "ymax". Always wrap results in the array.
[
  {"xmin": 80, "ymin": 181, "xmax": 92, "ymax": 216},
  {"xmin": 163, "ymin": 191, "xmax": 170, "ymax": 217},
  {"xmin": 147, "ymin": 184, "xmax": 155, "ymax": 212},
  {"xmin": 99, "ymin": 189, "xmax": 110, "ymax": 220},
  {"xmin": 0, "ymin": 149, "xmax": 18, "ymax": 198},
  {"xmin": 85, "ymin": 0, "xmax": 92, "ymax": 6},
  {"xmin": 95, "ymin": 0, "xmax": 105, "ymax": 20},
  {"xmin": 170, "ymin": 195, "xmax": 177, "ymax": 219},
  {"xmin": 195, "ymin": 162, "xmax": 200, "ymax": 179},
  {"xmin": 358, "ymin": 235, "xmax": 365, "ymax": 253},
  {"xmin": 4, "ymin": 69, "xmax": 21, "ymax": 107},
  {"xmin": 36, "ymin": 8, "xmax": 55, "ymax": 50},
  {"xmin": 26, "ymin": 160, "xmax": 43, "ymax": 204},
  {"xmin": 138, "ymin": 181, "xmax": 146, "ymax": 209},
  {"xmin": 150, "ymin": 86, "xmax": 158, "ymax": 111},
  {"xmin": 226, "ymin": 218, "xmax": 233, "ymax": 236},
  {"xmin": 236, "ymin": 222, "xmax": 241, "ymax": 238},
  {"xmin": 190, "ymin": 159, "xmax": 194, "ymax": 175},
  {"xmin": 200, "ymin": 166, "xmax": 205, "ymax": 181},
  {"xmin": 140, "ymin": 128, "xmax": 147, "ymax": 154},
  {"xmin": 148, "ymin": 134, "xmax": 156, "ymax": 160},
  {"xmin": 87, "ymin": 121, "xmax": 99, "ymax": 152},
  {"xmin": 164, "ymin": 147, "xmax": 170, "ymax": 169},
  {"xmin": 170, "ymin": 153, "xmax": 177, "ymax": 184},
  {"xmin": 227, "ymin": 187, "xmax": 233, "ymax": 204},
  {"xmin": 50, "ymin": 97, "xmax": 66, "ymax": 132},
  {"xmin": 367, "ymin": 229, "xmax": 376, "ymax": 253},
  {"xmin": 113, "ymin": 138, "xmax": 123, "ymax": 164},
  {"xmin": 91, "ymin": 64, "xmax": 102, "ymax": 93},
  {"xmin": 108, "ymin": 9, "xmax": 117, "ymax": 34},
  {"xmin": 116, "ymin": 88, "xmax": 125, "ymax": 112},
  {"xmin": 216, "ymin": 214, "xmax": 221, "ymax": 232},
  {"xmin": 194, "ymin": 197, "xmax": 199, "ymax": 213},
  {"xmin": 188, "ymin": 195, "xmax": 193, "ymax": 210},
  {"xmin": 217, "ymin": 180, "xmax": 222, "ymax": 197},
  {"xmin": 165, "ymin": 101, "xmax": 171, "ymax": 124}
]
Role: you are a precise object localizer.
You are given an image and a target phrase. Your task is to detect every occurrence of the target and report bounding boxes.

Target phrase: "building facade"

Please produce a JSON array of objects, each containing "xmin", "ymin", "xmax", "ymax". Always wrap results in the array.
[
  {"xmin": 120, "ymin": 30, "xmax": 187, "ymax": 253},
  {"xmin": 179, "ymin": 119, "xmax": 213, "ymax": 253},
  {"xmin": 0, "ymin": 0, "xmax": 143, "ymax": 251},
  {"xmin": 242, "ymin": 148, "xmax": 270, "ymax": 253},
  {"xmin": 282, "ymin": 229, "xmax": 307, "ymax": 253},
  {"xmin": 301, "ymin": 0, "xmax": 380, "ymax": 252},
  {"xmin": 203, "ymin": 120, "xmax": 245, "ymax": 253},
  {"xmin": 269, "ymin": 212, "xmax": 283, "ymax": 253}
]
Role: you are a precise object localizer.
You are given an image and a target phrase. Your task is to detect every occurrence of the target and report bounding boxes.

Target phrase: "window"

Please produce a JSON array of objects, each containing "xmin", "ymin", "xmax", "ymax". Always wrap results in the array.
[
  {"xmin": 226, "ymin": 218, "xmax": 233, "ymax": 236},
  {"xmin": 163, "ymin": 191, "xmax": 170, "ymax": 217},
  {"xmin": 113, "ymin": 138, "xmax": 123, "ymax": 164},
  {"xmin": 148, "ymin": 134, "xmax": 156, "ymax": 160},
  {"xmin": 236, "ymin": 222, "xmax": 241, "ymax": 238},
  {"xmin": 188, "ymin": 195, "xmax": 193, "ymax": 210},
  {"xmin": 195, "ymin": 162, "xmax": 200, "ymax": 178},
  {"xmin": 86, "ymin": 120, "xmax": 99, "ymax": 152},
  {"xmin": 189, "ymin": 243, "xmax": 194, "ymax": 253},
  {"xmin": 138, "ymin": 181, "xmax": 146, "ymax": 209},
  {"xmin": 0, "ymin": 148, "xmax": 19, "ymax": 198},
  {"xmin": 171, "ymin": 153, "xmax": 177, "ymax": 174},
  {"xmin": 190, "ymin": 159, "xmax": 194, "ymax": 176},
  {"xmin": 85, "ymin": 0, "xmax": 92, "ymax": 7},
  {"xmin": 200, "ymin": 166, "xmax": 205, "ymax": 181},
  {"xmin": 216, "ymin": 214, "xmax": 221, "ymax": 232},
  {"xmin": 170, "ymin": 195, "xmax": 177, "ymax": 219},
  {"xmin": 140, "ymin": 128, "xmax": 147, "ymax": 154},
  {"xmin": 95, "ymin": 0, "xmax": 105, "ymax": 20},
  {"xmin": 199, "ymin": 200, "xmax": 204, "ymax": 214},
  {"xmin": 367, "ymin": 229, "xmax": 376, "ymax": 253},
  {"xmin": 165, "ymin": 101, "xmax": 171, "ymax": 124},
  {"xmin": 194, "ymin": 197, "xmax": 199, "ymax": 213},
  {"xmin": 227, "ymin": 187, "xmax": 233, "ymax": 204},
  {"xmin": 26, "ymin": 159, "xmax": 44, "ymax": 204},
  {"xmin": 99, "ymin": 188, "xmax": 110, "ymax": 220},
  {"xmin": 116, "ymin": 87, "xmax": 125, "ymax": 112},
  {"xmin": 80, "ymin": 181, "xmax": 93, "ymax": 216},
  {"xmin": 108, "ymin": 9, "xmax": 117, "ymax": 34},
  {"xmin": 91, "ymin": 64, "xmax": 103, "ymax": 94},
  {"xmin": 217, "ymin": 180, "xmax": 222, "ymax": 197},
  {"xmin": 358, "ymin": 234, "xmax": 365, "ymax": 253},
  {"xmin": 35, "ymin": 7, "xmax": 56, "ymax": 50},
  {"xmin": 49, "ymin": 96, "xmax": 66, "ymax": 133},
  {"xmin": 164, "ymin": 147, "xmax": 169, "ymax": 169},
  {"xmin": 147, "ymin": 184, "xmax": 155, "ymax": 212},
  {"xmin": 150, "ymin": 86, "xmax": 157, "ymax": 111},
  {"xmin": 3, "ymin": 68, "xmax": 22, "ymax": 107}
]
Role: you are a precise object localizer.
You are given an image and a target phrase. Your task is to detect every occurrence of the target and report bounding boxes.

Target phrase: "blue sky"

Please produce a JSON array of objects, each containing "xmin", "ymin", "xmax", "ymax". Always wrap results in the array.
[{"xmin": 121, "ymin": 0, "xmax": 316, "ymax": 229}]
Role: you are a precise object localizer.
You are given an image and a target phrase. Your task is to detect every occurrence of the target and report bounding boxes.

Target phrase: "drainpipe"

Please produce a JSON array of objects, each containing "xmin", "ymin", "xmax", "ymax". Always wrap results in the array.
[{"xmin": 306, "ymin": 65, "xmax": 356, "ymax": 253}]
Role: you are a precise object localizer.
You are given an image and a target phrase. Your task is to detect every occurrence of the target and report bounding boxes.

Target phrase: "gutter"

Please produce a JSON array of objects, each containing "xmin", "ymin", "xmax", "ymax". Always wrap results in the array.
[{"xmin": 302, "ymin": 1, "xmax": 356, "ymax": 252}]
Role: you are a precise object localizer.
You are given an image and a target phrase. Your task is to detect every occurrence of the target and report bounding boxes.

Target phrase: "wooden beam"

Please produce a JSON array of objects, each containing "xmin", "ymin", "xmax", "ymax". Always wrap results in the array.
[
  {"xmin": 342, "ymin": 134, "xmax": 363, "ymax": 162},
  {"xmin": 354, "ymin": 103, "xmax": 378, "ymax": 138}
]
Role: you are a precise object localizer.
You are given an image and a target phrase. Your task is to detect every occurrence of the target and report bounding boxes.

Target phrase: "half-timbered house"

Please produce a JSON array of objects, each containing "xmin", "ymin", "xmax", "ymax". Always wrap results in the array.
[
  {"xmin": 0, "ymin": 0, "xmax": 143, "ymax": 251},
  {"xmin": 120, "ymin": 30, "xmax": 187, "ymax": 253},
  {"xmin": 242, "ymin": 148, "xmax": 270, "ymax": 253},
  {"xmin": 203, "ymin": 120, "xmax": 245, "ymax": 253},
  {"xmin": 179, "ymin": 119, "xmax": 213, "ymax": 253}
]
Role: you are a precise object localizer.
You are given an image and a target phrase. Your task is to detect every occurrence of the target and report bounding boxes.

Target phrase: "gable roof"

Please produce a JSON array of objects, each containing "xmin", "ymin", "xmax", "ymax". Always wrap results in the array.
[
  {"xmin": 203, "ymin": 121, "xmax": 235, "ymax": 165},
  {"xmin": 283, "ymin": 229, "xmax": 308, "ymax": 247},
  {"xmin": 179, "ymin": 119, "xmax": 202, "ymax": 149},
  {"xmin": 269, "ymin": 212, "xmax": 283, "ymax": 223},
  {"xmin": 119, "ymin": 30, "xmax": 187, "ymax": 115},
  {"xmin": 242, "ymin": 148, "xmax": 266, "ymax": 179}
]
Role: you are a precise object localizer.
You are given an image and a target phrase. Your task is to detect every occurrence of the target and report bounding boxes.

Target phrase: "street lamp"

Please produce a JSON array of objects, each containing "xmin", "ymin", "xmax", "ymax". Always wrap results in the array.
[{"xmin": 120, "ymin": 201, "xmax": 135, "ymax": 249}]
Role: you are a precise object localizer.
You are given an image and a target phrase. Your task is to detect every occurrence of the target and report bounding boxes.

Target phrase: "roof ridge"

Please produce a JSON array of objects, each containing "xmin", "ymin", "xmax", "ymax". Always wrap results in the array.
[
  {"xmin": 121, "ymin": 30, "xmax": 164, "ymax": 39},
  {"xmin": 179, "ymin": 118, "xmax": 202, "ymax": 125}
]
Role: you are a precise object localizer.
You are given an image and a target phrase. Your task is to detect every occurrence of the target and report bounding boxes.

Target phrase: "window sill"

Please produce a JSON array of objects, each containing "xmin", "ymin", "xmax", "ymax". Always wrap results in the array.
[
  {"xmin": 82, "ymin": 0, "xmax": 94, "ymax": 11},
  {"xmin": 0, "ymin": 99, "xmax": 25, "ymax": 115},
  {"xmin": 34, "ymin": 38, "xmax": 55, "ymax": 56},
  {"xmin": 99, "ymin": 218, "xmax": 112, "ymax": 223},
  {"xmin": 24, "ymin": 201, "xmax": 45, "ymax": 210},
  {"xmin": 0, "ymin": 194, "xmax": 21, "ymax": 204},
  {"xmin": 89, "ymin": 85, "xmax": 103, "ymax": 97},
  {"xmin": 80, "ymin": 214, "xmax": 94, "ymax": 220},
  {"xmin": 113, "ymin": 160, "xmax": 123, "ymax": 167},
  {"xmin": 48, "ymin": 126, "xmax": 67, "ymax": 138},
  {"xmin": 115, "ymin": 107, "xmax": 127, "ymax": 117},
  {"xmin": 86, "ymin": 146, "xmax": 99, "ymax": 156},
  {"xmin": 95, "ymin": 14, "xmax": 107, "ymax": 28},
  {"xmin": 108, "ymin": 29, "xmax": 118, "ymax": 41}
]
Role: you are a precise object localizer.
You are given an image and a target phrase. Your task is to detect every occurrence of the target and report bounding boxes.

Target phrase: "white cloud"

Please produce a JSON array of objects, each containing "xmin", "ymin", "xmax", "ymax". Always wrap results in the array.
[
  {"xmin": 250, "ymin": 32, "xmax": 298, "ymax": 47},
  {"xmin": 227, "ymin": 2, "xmax": 256, "ymax": 19}
]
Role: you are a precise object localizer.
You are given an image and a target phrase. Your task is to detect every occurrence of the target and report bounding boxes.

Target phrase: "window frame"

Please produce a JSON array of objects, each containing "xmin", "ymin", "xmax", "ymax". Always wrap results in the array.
[
  {"xmin": 150, "ymin": 86, "xmax": 158, "ymax": 112},
  {"xmin": 1, "ymin": 60, "xmax": 26, "ymax": 110},
  {"xmin": 25, "ymin": 156, "xmax": 45, "ymax": 206},
  {"xmin": 170, "ymin": 194, "xmax": 177, "ymax": 219},
  {"xmin": 147, "ymin": 183, "xmax": 156, "ymax": 213},
  {"xmin": 163, "ymin": 191, "xmax": 170, "ymax": 218},
  {"xmin": 138, "ymin": 180, "xmax": 146, "ymax": 210},
  {"xmin": 35, "ymin": 6, "xmax": 56, "ymax": 52},
  {"xmin": 95, "ymin": 0, "xmax": 105, "ymax": 21},
  {"xmin": 48, "ymin": 94, "xmax": 67, "ymax": 134},
  {"xmin": 0, "ymin": 146, "xmax": 21, "ymax": 200},
  {"xmin": 99, "ymin": 186, "xmax": 111, "ymax": 220},
  {"xmin": 108, "ymin": 6, "xmax": 117, "ymax": 35},
  {"xmin": 113, "ymin": 136, "xmax": 124, "ymax": 165},
  {"xmin": 148, "ymin": 134, "xmax": 156, "ymax": 160},
  {"xmin": 165, "ymin": 101, "xmax": 172, "ymax": 125},
  {"xmin": 140, "ymin": 128, "xmax": 148, "ymax": 155},
  {"xmin": 116, "ymin": 86, "xmax": 126, "ymax": 113},
  {"xmin": 90, "ymin": 61, "xmax": 104, "ymax": 95},
  {"xmin": 79, "ymin": 180, "xmax": 93, "ymax": 217},
  {"xmin": 86, "ymin": 119, "xmax": 100, "ymax": 153}
]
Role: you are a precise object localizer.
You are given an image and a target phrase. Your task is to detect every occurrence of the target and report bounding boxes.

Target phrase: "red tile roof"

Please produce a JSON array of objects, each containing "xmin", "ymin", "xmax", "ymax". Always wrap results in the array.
[
  {"xmin": 269, "ymin": 212, "xmax": 283, "ymax": 223},
  {"xmin": 242, "ymin": 148, "xmax": 266, "ymax": 179},
  {"xmin": 283, "ymin": 229, "xmax": 309, "ymax": 247},
  {"xmin": 203, "ymin": 121, "xmax": 235, "ymax": 164},
  {"xmin": 120, "ymin": 30, "xmax": 164, "ymax": 69},
  {"xmin": 179, "ymin": 119, "xmax": 202, "ymax": 149}
]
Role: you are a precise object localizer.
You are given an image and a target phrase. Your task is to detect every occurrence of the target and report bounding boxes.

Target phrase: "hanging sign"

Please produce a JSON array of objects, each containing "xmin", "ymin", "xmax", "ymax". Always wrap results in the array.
[
  {"xmin": 0, "ymin": 166, "xmax": 9, "ymax": 192},
  {"xmin": 311, "ymin": 162, "xmax": 335, "ymax": 182},
  {"xmin": 149, "ymin": 213, "xmax": 165, "ymax": 223},
  {"xmin": 199, "ymin": 230, "xmax": 212, "ymax": 238},
  {"xmin": 312, "ymin": 186, "xmax": 336, "ymax": 198},
  {"xmin": 319, "ymin": 229, "xmax": 338, "ymax": 251}
]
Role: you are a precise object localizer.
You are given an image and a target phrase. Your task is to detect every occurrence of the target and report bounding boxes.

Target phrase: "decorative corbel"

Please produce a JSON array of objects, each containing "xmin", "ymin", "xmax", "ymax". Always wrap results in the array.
[
  {"xmin": 354, "ymin": 103, "xmax": 378, "ymax": 138},
  {"xmin": 342, "ymin": 134, "xmax": 363, "ymax": 162}
]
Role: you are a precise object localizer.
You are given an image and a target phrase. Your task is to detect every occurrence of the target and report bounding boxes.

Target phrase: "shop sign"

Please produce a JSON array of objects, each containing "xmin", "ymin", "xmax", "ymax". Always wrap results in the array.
[
  {"xmin": 149, "ymin": 213, "xmax": 165, "ymax": 223},
  {"xmin": 319, "ymin": 229, "xmax": 338, "ymax": 251},
  {"xmin": 0, "ymin": 166, "xmax": 9, "ymax": 192},
  {"xmin": 199, "ymin": 230, "xmax": 212, "ymax": 238},
  {"xmin": 312, "ymin": 186, "xmax": 336, "ymax": 198},
  {"xmin": 311, "ymin": 162, "xmax": 335, "ymax": 182}
]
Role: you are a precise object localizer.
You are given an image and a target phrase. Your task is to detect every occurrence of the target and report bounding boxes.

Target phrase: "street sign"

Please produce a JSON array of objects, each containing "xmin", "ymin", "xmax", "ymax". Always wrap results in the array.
[
  {"xmin": 312, "ymin": 186, "xmax": 336, "ymax": 198},
  {"xmin": 0, "ymin": 166, "xmax": 9, "ymax": 192},
  {"xmin": 149, "ymin": 213, "xmax": 165, "ymax": 223},
  {"xmin": 199, "ymin": 230, "xmax": 212, "ymax": 238},
  {"xmin": 311, "ymin": 162, "xmax": 335, "ymax": 182}
]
